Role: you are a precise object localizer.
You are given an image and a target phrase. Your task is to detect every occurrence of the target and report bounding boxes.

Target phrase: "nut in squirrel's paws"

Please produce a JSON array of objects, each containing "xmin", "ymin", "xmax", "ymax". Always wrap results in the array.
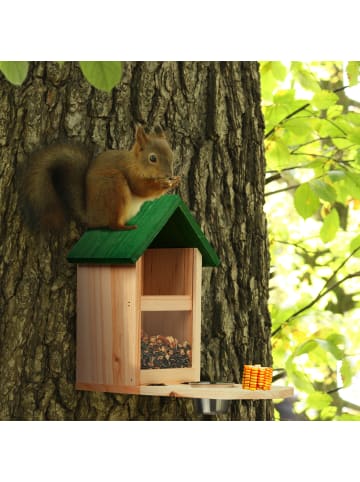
[{"xmin": 159, "ymin": 176, "xmax": 181, "ymax": 190}]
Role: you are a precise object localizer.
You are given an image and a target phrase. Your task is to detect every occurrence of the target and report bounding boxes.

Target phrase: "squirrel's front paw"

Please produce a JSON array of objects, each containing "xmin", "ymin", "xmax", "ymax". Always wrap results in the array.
[{"xmin": 159, "ymin": 176, "xmax": 181, "ymax": 189}]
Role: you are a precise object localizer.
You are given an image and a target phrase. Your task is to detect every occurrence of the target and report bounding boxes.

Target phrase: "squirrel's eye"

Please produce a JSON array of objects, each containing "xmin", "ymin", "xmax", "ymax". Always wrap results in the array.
[{"xmin": 149, "ymin": 153, "xmax": 157, "ymax": 163}]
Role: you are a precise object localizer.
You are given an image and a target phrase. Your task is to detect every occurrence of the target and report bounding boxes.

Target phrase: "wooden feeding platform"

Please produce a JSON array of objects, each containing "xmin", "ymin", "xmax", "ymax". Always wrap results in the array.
[
  {"xmin": 67, "ymin": 194, "xmax": 293, "ymax": 403},
  {"xmin": 137, "ymin": 383, "xmax": 293, "ymax": 400}
]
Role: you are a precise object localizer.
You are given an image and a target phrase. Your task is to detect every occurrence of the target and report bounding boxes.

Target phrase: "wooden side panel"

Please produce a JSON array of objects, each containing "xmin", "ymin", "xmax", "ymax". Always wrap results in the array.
[
  {"xmin": 76, "ymin": 265, "xmax": 113, "ymax": 385},
  {"xmin": 191, "ymin": 249, "xmax": 202, "ymax": 381},
  {"xmin": 111, "ymin": 262, "xmax": 141, "ymax": 386},
  {"xmin": 76, "ymin": 263, "xmax": 140, "ymax": 388}
]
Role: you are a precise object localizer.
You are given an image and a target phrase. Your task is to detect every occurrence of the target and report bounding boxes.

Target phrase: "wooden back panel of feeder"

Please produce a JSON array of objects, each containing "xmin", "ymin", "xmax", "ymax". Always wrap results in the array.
[{"xmin": 142, "ymin": 248, "xmax": 193, "ymax": 295}]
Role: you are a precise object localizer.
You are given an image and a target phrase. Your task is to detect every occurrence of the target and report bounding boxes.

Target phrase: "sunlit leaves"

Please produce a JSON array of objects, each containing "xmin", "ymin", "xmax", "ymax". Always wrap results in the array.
[
  {"xmin": 306, "ymin": 392, "xmax": 333, "ymax": 410},
  {"xmin": 270, "ymin": 61, "xmax": 287, "ymax": 81},
  {"xmin": 309, "ymin": 179, "xmax": 337, "ymax": 203},
  {"xmin": 291, "ymin": 61, "xmax": 321, "ymax": 92},
  {"xmin": 349, "ymin": 234, "xmax": 360, "ymax": 257},
  {"xmin": 263, "ymin": 61, "xmax": 360, "ymax": 421},
  {"xmin": 265, "ymin": 138, "xmax": 290, "ymax": 170},
  {"xmin": 294, "ymin": 183, "xmax": 321, "ymax": 219},
  {"xmin": 346, "ymin": 61, "xmax": 360, "ymax": 86},
  {"xmin": 320, "ymin": 209, "xmax": 340, "ymax": 243},
  {"xmin": 347, "ymin": 126, "xmax": 360, "ymax": 144},
  {"xmin": 293, "ymin": 339, "xmax": 318, "ymax": 356},
  {"xmin": 327, "ymin": 104, "xmax": 343, "ymax": 119},
  {"xmin": 311, "ymin": 90, "xmax": 339, "ymax": 110},
  {"xmin": 340, "ymin": 358, "xmax": 353, "ymax": 388}
]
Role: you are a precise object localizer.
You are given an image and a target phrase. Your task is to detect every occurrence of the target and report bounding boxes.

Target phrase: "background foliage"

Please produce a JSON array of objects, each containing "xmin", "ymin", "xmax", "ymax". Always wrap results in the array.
[{"xmin": 262, "ymin": 61, "xmax": 360, "ymax": 420}]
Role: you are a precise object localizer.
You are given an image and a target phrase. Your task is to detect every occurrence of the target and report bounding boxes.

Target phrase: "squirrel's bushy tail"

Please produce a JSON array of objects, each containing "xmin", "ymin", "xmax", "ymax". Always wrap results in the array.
[{"xmin": 23, "ymin": 143, "xmax": 90, "ymax": 231}]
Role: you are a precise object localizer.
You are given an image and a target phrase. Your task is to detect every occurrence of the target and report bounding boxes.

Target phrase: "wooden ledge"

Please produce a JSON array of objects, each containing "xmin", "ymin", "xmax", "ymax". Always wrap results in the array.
[
  {"xmin": 139, "ymin": 383, "xmax": 294, "ymax": 400},
  {"xmin": 76, "ymin": 382, "xmax": 294, "ymax": 399}
]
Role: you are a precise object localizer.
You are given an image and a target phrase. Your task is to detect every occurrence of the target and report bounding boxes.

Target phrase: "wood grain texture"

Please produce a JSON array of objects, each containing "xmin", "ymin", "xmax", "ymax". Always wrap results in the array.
[
  {"xmin": 140, "ymin": 367, "xmax": 200, "ymax": 386},
  {"xmin": 142, "ymin": 248, "xmax": 193, "ymax": 295},
  {"xmin": 138, "ymin": 384, "xmax": 294, "ymax": 400},
  {"xmin": 141, "ymin": 296, "xmax": 192, "ymax": 311},
  {"xmin": 76, "ymin": 382, "xmax": 294, "ymax": 400},
  {"xmin": 192, "ymin": 249, "xmax": 202, "ymax": 380},
  {"xmin": 76, "ymin": 248, "xmax": 201, "ymax": 389},
  {"xmin": 76, "ymin": 263, "xmax": 140, "ymax": 387}
]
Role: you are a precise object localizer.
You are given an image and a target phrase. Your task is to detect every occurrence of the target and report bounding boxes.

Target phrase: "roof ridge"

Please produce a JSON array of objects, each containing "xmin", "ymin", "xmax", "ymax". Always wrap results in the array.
[{"xmin": 67, "ymin": 195, "xmax": 219, "ymax": 267}]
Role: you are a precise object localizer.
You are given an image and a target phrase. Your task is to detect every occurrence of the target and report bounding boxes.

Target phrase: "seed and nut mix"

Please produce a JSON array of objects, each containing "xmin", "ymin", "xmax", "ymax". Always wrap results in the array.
[{"xmin": 141, "ymin": 333, "xmax": 192, "ymax": 369}]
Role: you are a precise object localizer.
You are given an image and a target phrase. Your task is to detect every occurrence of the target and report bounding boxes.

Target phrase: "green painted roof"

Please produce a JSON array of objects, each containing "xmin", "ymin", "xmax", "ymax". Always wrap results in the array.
[{"xmin": 67, "ymin": 195, "xmax": 220, "ymax": 267}]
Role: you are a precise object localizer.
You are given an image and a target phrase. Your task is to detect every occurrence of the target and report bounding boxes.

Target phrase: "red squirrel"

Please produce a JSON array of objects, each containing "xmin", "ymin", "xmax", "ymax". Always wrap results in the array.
[{"xmin": 24, "ymin": 126, "xmax": 180, "ymax": 231}]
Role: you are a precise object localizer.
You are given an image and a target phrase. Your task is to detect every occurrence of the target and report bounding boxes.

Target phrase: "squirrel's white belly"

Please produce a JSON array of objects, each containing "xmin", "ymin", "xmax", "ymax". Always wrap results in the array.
[
  {"xmin": 126, "ymin": 196, "xmax": 145, "ymax": 220},
  {"xmin": 126, "ymin": 193, "xmax": 163, "ymax": 221}
]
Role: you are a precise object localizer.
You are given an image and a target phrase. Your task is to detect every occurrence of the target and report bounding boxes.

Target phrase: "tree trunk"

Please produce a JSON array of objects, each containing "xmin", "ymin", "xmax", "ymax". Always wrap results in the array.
[{"xmin": 0, "ymin": 61, "xmax": 272, "ymax": 420}]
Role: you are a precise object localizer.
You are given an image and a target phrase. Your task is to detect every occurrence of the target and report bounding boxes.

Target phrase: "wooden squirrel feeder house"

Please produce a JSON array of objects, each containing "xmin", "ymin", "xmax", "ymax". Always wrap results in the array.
[{"xmin": 67, "ymin": 194, "xmax": 293, "ymax": 403}]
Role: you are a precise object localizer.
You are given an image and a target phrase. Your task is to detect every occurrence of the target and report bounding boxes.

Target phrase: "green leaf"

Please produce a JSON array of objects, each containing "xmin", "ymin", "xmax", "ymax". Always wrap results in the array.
[
  {"xmin": 343, "ymin": 112, "xmax": 360, "ymax": 126},
  {"xmin": 346, "ymin": 61, "xmax": 360, "ymax": 86},
  {"xmin": 327, "ymin": 104, "xmax": 343, "ymax": 120},
  {"xmin": 271, "ymin": 61, "xmax": 287, "ymax": 81},
  {"xmin": 318, "ymin": 118, "xmax": 346, "ymax": 137},
  {"xmin": 0, "ymin": 61, "xmax": 29, "ymax": 85},
  {"xmin": 292, "ymin": 65, "xmax": 321, "ymax": 92},
  {"xmin": 273, "ymin": 89, "xmax": 295, "ymax": 104},
  {"xmin": 265, "ymin": 138, "xmax": 290, "ymax": 170},
  {"xmin": 320, "ymin": 405, "xmax": 337, "ymax": 420},
  {"xmin": 320, "ymin": 209, "xmax": 340, "ymax": 243},
  {"xmin": 294, "ymin": 183, "xmax": 320, "ymax": 219},
  {"xmin": 327, "ymin": 170, "xmax": 346, "ymax": 182},
  {"xmin": 344, "ymin": 172, "xmax": 360, "ymax": 199},
  {"xmin": 340, "ymin": 359, "xmax": 352, "ymax": 388},
  {"xmin": 260, "ymin": 62, "xmax": 278, "ymax": 102},
  {"xmin": 326, "ymin": 333, "xmax": 346, "ymax": 347},
  {"xmin": 306, "ymin": 392, "xmax": 332, "ymax": 410},
  {"xmin": 79, "ymin": 61, "xmax": 123, "ymax": 92},
  {"xmin": 347, "ymin": 126, "xmax": 360, "ymax": 145},
  {"xmin": 336, "ymin": 413, "xmax": 360, "ymax": 421},
  {"xmin": 293, "ymin": 339, "xmax": 318, "ymax": 357},
  {"xmin": 350, "ymin": 234, "xmax": 360, "ymax": 257},
  {"xmin": 284, "ymin": 117, "xmax": 313, "ymax": 137},
  {"xmin": 315, "ymin": 338, "xmax": 344, "ymax": 360},
  {"xmin": 309, "ymin": 179, "xmax": 337, "ymax": 203},
  {"xmin": 311, "ymin": 90, "xmax": 339, "ymax": 110},
  {"xmin": 292, "ymin": 370, "xmax": 315, "ymax": 393}
]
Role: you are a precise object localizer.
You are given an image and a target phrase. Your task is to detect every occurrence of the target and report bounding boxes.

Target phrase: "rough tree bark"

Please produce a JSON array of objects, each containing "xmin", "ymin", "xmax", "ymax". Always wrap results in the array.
[{"xmin": 0, "ymin": 61, "xmax": 272, "ymax": 420}]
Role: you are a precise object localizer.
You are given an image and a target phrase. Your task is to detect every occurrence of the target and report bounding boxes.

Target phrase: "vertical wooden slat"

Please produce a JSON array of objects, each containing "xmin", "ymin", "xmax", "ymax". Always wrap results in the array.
[
  {"xmin": 76, "ymin": 263, "xmax": 140, "ymax": 388},
  {"xmin": 111, "ymin": 262, "xmax": 141, "ymax": 386},
  {"xmin": 76, "ymin": 265, "xmax": 113, "ymax": 385},
  {"xmin": 192, "ymin": 249, "xmax": 202, "ymax": 380}
]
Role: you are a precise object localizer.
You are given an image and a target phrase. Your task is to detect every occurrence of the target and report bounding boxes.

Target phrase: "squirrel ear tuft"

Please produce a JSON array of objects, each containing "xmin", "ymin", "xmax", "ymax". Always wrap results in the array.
[
  {"xmin": 135, "ymin": 125, "xmax": 149, "ymax": 149},
  {"xmin": 154, "ymin": 125, "xmax": 166, "ymax": 138}
]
